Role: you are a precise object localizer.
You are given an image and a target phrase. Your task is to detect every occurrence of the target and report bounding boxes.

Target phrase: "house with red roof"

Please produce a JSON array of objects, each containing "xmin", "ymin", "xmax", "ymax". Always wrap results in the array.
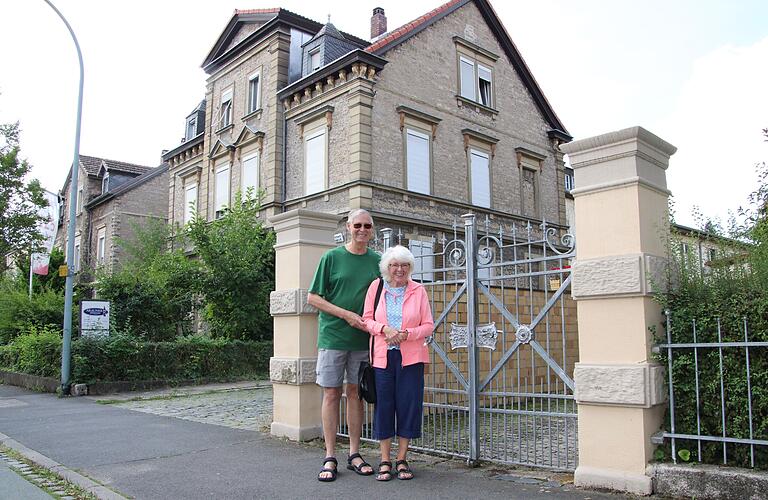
[{"xmin": 164, "ymin": 0, "xmax": 571, "ymax": 258}]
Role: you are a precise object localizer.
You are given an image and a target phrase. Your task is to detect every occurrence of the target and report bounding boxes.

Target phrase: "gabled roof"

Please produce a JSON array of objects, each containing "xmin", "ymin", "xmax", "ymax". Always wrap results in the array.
[
  {"xmin": 78, "ymin": 154, "xmax": 152, "ymax": 177},
  {"xmin": 365, "ymin": 0, "xmax": 570, "ymax": 137},
  {"xmin": 202, "ymin": 8, "xmax": 368, "ymax": 74},
  {"xmin": 86, "ymin": 163, "xmax": 169, "ymax": 209},
  {"xmin": 306, "ymin": 22, "xmax": 346, "ymax": 45}
]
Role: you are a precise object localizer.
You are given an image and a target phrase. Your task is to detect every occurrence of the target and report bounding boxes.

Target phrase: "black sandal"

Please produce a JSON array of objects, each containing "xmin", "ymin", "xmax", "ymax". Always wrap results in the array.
[
  {"xmin": 347, "ymin": 452, "xmax": 374, "ymax": 476},
  {"xmin": 376, "ymin": 461, "xmax": 393, "ymax": 482},
  {"xmin": 318, "ymin": 457, "xmax": 338, "ymax": 482},
  {"xmin": 395, "ymin": 459, "xmax": 414, "ymax": 480}
]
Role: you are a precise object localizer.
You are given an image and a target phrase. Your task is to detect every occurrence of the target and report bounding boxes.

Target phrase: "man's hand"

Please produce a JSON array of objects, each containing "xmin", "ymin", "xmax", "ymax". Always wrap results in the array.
[{"xmin": 345, "ymin": 312, "xmax": 367, "ymax": 331}]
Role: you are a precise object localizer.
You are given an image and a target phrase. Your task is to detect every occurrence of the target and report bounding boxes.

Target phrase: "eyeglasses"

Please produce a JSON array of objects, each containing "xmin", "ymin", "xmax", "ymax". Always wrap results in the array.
[
  {"xmin": 389, "ymin": 263, "xmax": 410, "ymax": 268},
  {"xmin": 352, "ymin": 223, "xmax": 373, "ymax": 229}
]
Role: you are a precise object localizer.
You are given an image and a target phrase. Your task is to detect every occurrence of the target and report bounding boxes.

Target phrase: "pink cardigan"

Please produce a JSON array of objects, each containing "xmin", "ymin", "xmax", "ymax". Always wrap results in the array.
[{"xmin": 362, "ymin": 278, "xmax": 434, "ymax": 369}]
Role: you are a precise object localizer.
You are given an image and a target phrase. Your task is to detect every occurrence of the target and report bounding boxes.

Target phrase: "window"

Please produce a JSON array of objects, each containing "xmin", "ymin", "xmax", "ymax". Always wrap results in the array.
[
  {"xmin": 96, "ymin": 227, "xmax": 106, "ymax": 265},
  {"xmin": 459, "ymin": 56, "xmax": 493, "ymax": 108},
  {"xmin": 310, "ymin": 50, "xmax": 321, "ymax": 72},
  {"xmin": 247, "ymin": 71, "xmax": 260, "ymax": 113},
  {"xmin": 522, "ymin": 168, "xmax": 537, "ymax": 216},
  {"xmin": 242, "ymin": 154, "xmax": 259, "ymax": 197},
  {"xmin": 186, "ymin": 116, "xmax": 198, "ymax": 140},
  {"xmin": 74, "ymin": 236, "xmax": 81, "ymax": 272},
  {"xmin": 219, "ymin": 88, "xmax": 233, "ymax": 129},
  {"xmin": 77, "ymin": 187, "xmax": 83, "ymax": 214},
  {"xmin": 708, "ymin": 248, "xmax": 717, "ymax": 263},
  {"xmin": 101, "ymin": 173, "xmax": 109, "ymax": 194},
  {"xmin": 184, "ymin": 182, "xmax": 197, "ymax": 224},
  {"xmin": 406, "ymin": 128, "xmax": 430, "ymax": 195},
  {"xmin": 564, "ymin": 171, "xmax": 574, "ymax": 191},
  {"xmin": 409, "ymin": 240, "xmax": 434, "ymax": 282},
  {"xmin": 470, "ymin": 149, "xmax": 491, "ymax": 208},
  {"xmin": 214, "ymin": 164, "xmax": 230, "ymax": 218},
  {"xmin": 304, "ymin": 127, "xmax": 326, "ymax": 195}
]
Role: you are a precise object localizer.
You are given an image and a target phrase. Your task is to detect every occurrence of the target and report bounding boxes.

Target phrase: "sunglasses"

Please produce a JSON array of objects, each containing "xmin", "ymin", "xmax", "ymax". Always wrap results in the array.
[{"xmin": 351, "ymin": 223, "xmax": 373, "ymax": 229}]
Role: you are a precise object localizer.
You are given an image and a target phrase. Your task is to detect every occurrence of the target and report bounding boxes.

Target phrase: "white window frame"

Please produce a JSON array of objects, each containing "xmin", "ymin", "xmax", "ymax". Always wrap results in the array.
[
  {"xmin": 77, "ymin": 187, "xmax": 83, "ymax": 214},
  {"xmin": 214, "ymin": 164, "xmax": 230, "ymax": 218},
  {"xmin": 247, "ymin": 71, "xmax": 261, "ymax": 114},
  {"xmin": 459, "ymin": 55, "xmax": 493, "ymax": 108},
  {"xmin": 310, "ymin": 50, "xmax": 321, "ymax": 71},
  {"xmin": 101, "ymin": 173, "xmax": 109, "ymax": 194},
  {"xmin": 405, "ymin": 128, "xmax": 431, "ymax": 195},
  {"xmin": 74, "ymin": 235, "xmax": 81, "ymax": 272},
  {"xmin": 219, "ymin": 88, "xmax": 233, "ymax": 129},
  {"xmin": 469, "ymin": 149, "xmax": 491, "ymax": 208},
  {"xmin": 304, "ymin": 126, "xmax": 326, "ymax": 195},
  {"xmin": 96, "ymin": 227, "xmax": 106, "ymax": 265},
  {"xmin": 186, "ymin": 116, "xmax": 198, "ymax": 140},
  {"xmin": 564, "ymin": 171, "xmax": 574, "ymax": 191},
  {"xmin": 241, "ymin": 153, "xmax": 259, "ymax": 198},
  {"xmin": 184, "ymin": 182, "xmax": 198, "ymax": 224},
  {"xmin": 409, "ymin": 240, "xmax": 434, "ymax": 282}
]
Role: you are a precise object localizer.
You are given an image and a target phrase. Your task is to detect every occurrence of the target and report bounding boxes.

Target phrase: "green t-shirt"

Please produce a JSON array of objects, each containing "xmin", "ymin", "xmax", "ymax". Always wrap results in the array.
[{"xmin": 308, "ymin": 245, "xmax": 381, "ymax": 351}]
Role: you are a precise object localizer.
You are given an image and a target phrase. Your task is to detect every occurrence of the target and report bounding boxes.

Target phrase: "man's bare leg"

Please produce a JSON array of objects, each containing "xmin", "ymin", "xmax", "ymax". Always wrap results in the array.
[
  {"xmin": 345, "ymin": 384, "xmax": 373, "ymax": 473},
  {"xmin": 319, "ymin": 387, "xmax": 342, "ymax": 480}
]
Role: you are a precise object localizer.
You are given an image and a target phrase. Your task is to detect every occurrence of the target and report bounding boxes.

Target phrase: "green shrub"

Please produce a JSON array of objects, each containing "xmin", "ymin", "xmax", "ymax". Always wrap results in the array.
[
  {"xmin": 0, "ymin": 282, "xmax": 65, "ymax": 344},
  {"xmin": 71, "ymin": 334, "xmax": 271, "ymax": 383},
  {"xmin": 0, "ymin": 325, "xmax": 61, "ymax": 378}
]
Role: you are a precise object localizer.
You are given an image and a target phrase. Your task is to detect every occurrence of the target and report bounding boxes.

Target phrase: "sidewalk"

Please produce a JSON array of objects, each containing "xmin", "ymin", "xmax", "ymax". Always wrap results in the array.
[{"xmin": 0, "ymin": 382, "xmax": 639, "ymax": 500}]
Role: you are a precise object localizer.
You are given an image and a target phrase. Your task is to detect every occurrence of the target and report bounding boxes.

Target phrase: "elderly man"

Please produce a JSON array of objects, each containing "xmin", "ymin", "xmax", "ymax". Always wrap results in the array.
[{"xmin": 308, "ymin": 209, "xmax": 380, "ymax": 482}]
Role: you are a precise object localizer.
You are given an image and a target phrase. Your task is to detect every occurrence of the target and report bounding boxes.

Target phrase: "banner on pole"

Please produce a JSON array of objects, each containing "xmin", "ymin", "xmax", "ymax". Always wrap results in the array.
[{"xmin": 31, "ymin": 190, "xmax": 60, "ymax": 276}]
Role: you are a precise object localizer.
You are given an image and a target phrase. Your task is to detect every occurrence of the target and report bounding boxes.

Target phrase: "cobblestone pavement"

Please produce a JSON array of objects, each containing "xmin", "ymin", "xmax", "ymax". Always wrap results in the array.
[{"xmin": 109, "ymin": 383, "xmax": 273, "ymax": 432}]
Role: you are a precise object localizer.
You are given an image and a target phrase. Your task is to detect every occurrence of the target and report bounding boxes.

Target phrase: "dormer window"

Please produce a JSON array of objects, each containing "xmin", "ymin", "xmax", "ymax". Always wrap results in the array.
[
  {"xmin": 101, "ymin": 172, "xmax": 109, "ymax": 194},
  {"xmin": 186, "ymin": 116, "xmax": 198, "ymax": 141},
  {"xmin": 310, "ymin": 50, "xmax": 321, "ymax": 71}
]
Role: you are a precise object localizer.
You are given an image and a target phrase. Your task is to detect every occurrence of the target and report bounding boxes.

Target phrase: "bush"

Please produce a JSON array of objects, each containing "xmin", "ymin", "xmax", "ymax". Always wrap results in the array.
[
  {"xmin": 71, "ymin": 334, "xmax": 271, "ymax": 383},
  {"xmin": 0, "ymin": 325, "xmax": 62, "ymax": 378},
  {"xmin": 0, "ymin": 280, "xmax": 65, "ymax": 343}
]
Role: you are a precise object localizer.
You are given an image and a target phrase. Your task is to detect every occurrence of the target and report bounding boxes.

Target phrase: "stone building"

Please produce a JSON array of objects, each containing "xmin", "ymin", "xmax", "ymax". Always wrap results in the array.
[
  {"xmin": 163, "ymin": 0, "xmax": 571, "ymax": 255},
  {"xmin": 56, "ymin": 155, "xmax": 168, "ymax": 284}
]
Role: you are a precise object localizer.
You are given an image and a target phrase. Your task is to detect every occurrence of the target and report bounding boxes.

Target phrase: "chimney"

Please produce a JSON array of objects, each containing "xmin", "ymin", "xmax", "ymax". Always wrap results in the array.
[{"xmin": 371, "ymin": 7, "xmax": 387, "ymax": 39}]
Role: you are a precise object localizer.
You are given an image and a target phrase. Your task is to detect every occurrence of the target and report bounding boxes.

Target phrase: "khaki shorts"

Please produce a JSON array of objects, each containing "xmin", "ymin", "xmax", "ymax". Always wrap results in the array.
[{"xmin": 316, "ymin": 349, "xmax": 368, "ymax": 388}]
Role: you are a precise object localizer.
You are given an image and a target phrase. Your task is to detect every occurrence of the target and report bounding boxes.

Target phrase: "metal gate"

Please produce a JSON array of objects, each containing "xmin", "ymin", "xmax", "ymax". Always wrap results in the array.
[{"xmin": 341, "ymin": 213, "xmax": 578, "ymax": 470}]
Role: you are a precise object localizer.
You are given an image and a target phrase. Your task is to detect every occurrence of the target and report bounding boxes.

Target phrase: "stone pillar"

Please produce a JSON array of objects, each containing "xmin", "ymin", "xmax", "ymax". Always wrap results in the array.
[
  {"xmin": 560, "ymin": 127, "xmax": 676, "ymax": 495},
  {"xmin": 268, "ymin": 209, "xmax": 339, "ymax": 440}
]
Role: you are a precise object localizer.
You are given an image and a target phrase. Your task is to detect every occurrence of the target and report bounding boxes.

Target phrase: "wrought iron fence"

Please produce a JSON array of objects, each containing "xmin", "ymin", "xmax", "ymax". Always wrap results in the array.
[{"xmin": 655, "ymin": 312, "xmax": 768, "ymax": 468}]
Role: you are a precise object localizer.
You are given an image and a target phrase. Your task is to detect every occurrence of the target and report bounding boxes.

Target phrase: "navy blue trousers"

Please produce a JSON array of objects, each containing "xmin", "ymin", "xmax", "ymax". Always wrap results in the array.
[{"xmin": 373, "ymin": 349, "xmax": 424, "ymax": 440}]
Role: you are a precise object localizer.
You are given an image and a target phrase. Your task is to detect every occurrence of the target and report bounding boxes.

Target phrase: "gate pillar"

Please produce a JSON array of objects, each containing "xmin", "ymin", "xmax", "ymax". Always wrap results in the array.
[
  {"xmin": 268, "ymin": 209, "xmax": 340, "ymax": 440},
  {"xmin": 561, "ymin": 127, "xmax": 676, "ymax": 494}
]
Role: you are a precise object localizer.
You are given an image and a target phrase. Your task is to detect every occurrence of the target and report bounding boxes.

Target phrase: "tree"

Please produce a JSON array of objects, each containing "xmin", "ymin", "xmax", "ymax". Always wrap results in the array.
[
  {"xmin": 0, "ymin": 121, "xmax": 47, "ymax": 273},
  {"xmin": 186, "ymin": 191, "xmax": 275, "ymax": 341}
]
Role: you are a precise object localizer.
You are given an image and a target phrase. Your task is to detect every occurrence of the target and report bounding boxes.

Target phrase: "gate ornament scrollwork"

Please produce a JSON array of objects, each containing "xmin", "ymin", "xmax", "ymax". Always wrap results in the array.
[
  {"xmin": 445, "ymin": 240, "xmax": 467, "ymax": 267},
  {"xmin": 544, "ymin": 226, "xmax": 575, "ymax": 256},
  {"xmin": 449, "ymin": 322, "xmax": 498, "ymax": 350}
]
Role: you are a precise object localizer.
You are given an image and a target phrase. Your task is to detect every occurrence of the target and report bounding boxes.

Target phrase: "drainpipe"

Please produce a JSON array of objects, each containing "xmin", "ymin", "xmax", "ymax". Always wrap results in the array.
[{"xmin": 281, "ymin": 103, "xmax": 287, "ymax": 212}]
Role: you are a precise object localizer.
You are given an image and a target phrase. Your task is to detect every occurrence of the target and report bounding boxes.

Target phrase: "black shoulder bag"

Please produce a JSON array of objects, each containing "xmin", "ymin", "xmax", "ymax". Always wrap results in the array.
[{"xmin": 358, "ymin": 278, "xmax": 383, "ymax": 404}]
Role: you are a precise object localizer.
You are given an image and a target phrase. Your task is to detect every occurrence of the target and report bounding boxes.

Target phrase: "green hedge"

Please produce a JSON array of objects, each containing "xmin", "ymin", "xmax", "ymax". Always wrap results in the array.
[{"xmin": 0, "ymin": 329, "xmax": 271, "ymax": 383}]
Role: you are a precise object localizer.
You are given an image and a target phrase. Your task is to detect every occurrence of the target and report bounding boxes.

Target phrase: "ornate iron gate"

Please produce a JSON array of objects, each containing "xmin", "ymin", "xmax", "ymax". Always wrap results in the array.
[{"xmin": 341, "ymin": 213, "xmax": 578, "ymax": 470}]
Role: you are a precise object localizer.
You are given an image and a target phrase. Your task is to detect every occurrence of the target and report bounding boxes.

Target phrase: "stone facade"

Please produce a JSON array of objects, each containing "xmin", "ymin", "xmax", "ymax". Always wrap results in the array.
[{"xmin": 165, "ymin": 0, "xmax": 570, "ymax": 239}]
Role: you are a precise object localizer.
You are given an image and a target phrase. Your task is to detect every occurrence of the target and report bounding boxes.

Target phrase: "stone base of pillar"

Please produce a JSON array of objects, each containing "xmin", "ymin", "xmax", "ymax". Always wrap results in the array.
[
  {"xmin": 270, "ymin": 421, "xmax": 323, "ymax": 441},
  {"xmin": 575, "ymin": 465, "xmax": 652, "ymax": 495}
]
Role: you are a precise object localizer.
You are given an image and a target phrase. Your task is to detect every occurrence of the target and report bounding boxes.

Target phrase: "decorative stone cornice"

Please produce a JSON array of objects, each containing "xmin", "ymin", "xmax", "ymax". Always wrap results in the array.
[
  {"xmin": 270, "ymin": 357, "xmax": 317, "ymax": 385},
  {"xmin": 270, "ymin": 289, "xmax": 316, "ymax": 316},
  {"xmin": 574, "ymin": 363, "xmax": 666, "ymax": 408},
  {"xmin": 572, "ymin": 253, "xmax": 669, "ymax": 299}
]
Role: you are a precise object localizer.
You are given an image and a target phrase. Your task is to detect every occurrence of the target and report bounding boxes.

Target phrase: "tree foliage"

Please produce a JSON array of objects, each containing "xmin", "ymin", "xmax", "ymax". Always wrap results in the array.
[
  {"xmin": 186, "ymin": 192, "xmax": 275, "ymax": 341},
  {"xmin": 0, "ymin": 121, "xmax": 47, "ymax": 272}
]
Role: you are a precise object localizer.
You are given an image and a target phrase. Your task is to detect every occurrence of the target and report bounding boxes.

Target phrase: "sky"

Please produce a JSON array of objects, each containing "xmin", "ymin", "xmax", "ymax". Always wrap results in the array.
[{"xmin": 1, "ymin": 0, "xmax": 766, "ymax": 229}]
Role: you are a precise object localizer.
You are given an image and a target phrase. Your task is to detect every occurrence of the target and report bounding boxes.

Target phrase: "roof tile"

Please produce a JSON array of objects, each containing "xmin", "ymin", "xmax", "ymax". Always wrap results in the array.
[{"xmin": 366, "ymin": 0, "xmax": 464, "ymax": 53}]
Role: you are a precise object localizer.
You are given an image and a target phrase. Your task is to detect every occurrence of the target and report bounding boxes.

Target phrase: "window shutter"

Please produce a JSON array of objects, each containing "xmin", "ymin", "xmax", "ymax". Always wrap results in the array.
[
  {"xmin": 242, "ymin": 155, "xmax": 259, "ymax": 195},
  {"xmin": 305, "ymin": 129, "xmax": 325, "ymax": 195},
  {"xmin": 184, "ymin": 184, "xmax": 197, "ymax": 224},
  {"xmin": 409, "ymin": 240, "xmax": 434, "ymax": 282},
  {"xmin": 406, "ymin": 129, "xmax": 430, "ymax": 195},
  {"xmin": 460, "ymin": 57, "xmax": 476, "ymax": 101},
  {"xmin": 215, "ymin": 166, "xmax": 230, "ymax": 215},
  {"xmin": 470, "ymin": 150, "xmax": 490, "ymax": 208}
]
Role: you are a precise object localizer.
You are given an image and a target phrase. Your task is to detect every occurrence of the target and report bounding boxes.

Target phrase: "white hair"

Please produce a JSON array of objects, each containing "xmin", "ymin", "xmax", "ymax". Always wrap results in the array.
[
  {"xmin": 379, "ymin": 245, "xmax": 416, "ymax": 282},
  {"xmin": 346, "ymin": 209, "xmax": 372, "ymax": 224}
]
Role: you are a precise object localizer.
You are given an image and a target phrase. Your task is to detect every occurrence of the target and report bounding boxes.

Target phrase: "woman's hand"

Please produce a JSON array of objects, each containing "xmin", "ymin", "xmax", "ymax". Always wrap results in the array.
[{"xmin": 383, "ymin": 326, "xmax": 402, "ymax": 346}]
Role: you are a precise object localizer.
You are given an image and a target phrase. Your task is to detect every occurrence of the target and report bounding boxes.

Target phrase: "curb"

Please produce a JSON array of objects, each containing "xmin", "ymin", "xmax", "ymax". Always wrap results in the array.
[{"xmin": 0, "ymin": 432, "xmax": 127, "ymax": 500}]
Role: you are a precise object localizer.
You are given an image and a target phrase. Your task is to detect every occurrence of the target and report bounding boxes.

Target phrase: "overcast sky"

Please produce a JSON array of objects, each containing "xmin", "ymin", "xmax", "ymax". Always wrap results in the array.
[{"xmin": 1, "ymin": 0, "xmax": 766, "ymax": 228}]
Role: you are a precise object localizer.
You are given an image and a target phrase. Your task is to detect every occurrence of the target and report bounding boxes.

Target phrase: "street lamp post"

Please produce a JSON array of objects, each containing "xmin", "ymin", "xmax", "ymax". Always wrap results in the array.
[{"xmin": 44, "ymin": 0, "xmax": 84, "ymax": 395}]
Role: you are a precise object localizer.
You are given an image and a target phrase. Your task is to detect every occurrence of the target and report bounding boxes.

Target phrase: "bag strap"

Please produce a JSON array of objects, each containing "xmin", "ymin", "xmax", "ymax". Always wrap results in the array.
[{"xmin": 370, "ymin": 277, "xmax": 384, "ymax": 362}]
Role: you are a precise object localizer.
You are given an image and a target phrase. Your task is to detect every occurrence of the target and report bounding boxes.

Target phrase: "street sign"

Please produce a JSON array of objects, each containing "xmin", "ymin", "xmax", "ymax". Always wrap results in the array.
[{"xmin": 80, "ymin": 300, "xmax": 110, "ymax": 338}]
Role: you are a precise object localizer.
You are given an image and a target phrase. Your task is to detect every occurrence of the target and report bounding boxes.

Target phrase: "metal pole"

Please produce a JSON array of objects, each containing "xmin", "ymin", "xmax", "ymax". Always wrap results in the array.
[
  {"xmin": 44, "ymin": 0, "xmax": 84, "ymax": 396},
  {"xmin": 462, "ymin": 213, "xmax": 478, "ymax": 465}
]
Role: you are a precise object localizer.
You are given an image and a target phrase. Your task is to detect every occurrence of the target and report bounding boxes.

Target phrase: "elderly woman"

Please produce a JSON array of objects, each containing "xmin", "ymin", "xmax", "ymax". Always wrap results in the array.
[{"xmin": 363, "ymin": 245, "xmax": 434, "ymax": 481}]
